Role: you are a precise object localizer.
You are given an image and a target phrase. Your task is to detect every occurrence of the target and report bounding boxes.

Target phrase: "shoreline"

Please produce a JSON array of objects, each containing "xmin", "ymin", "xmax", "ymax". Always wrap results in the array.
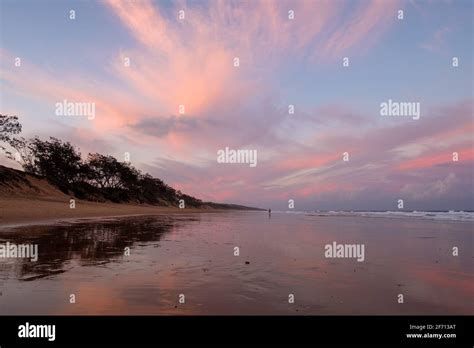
[{"xmin": 0, "ymin": 196, "xmax": 249, "ymax": 228}]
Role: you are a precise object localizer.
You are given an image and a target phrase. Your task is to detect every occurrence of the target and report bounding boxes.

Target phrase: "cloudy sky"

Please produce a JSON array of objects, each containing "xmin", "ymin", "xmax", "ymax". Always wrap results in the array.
[{"xmin": 1, "ymin": 0, "xmax": 472, "ymax": 210}]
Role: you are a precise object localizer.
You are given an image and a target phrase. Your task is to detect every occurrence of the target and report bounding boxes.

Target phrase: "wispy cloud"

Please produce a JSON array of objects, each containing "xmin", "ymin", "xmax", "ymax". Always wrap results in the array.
[{"xmin": 1, "ymin": 0, "xmax": 472, "ymax": 209}]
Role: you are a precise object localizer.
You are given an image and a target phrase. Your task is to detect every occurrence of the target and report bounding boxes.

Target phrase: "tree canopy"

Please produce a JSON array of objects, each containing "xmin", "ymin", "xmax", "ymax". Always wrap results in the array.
[{"xmin": 0, "ymin": 115, "xmax": 204, "ymax": 207}]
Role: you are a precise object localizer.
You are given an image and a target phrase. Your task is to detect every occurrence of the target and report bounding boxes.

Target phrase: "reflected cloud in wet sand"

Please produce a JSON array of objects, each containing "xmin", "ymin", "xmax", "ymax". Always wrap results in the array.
[{"xmin": 0, "ymin": 212, "xmax": 472, "ymax": 315}]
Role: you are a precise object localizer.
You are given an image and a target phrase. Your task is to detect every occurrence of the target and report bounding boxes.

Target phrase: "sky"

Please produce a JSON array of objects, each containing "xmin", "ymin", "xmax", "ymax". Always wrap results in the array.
[{"xmin": 0, "ymin": 0, "xmax": 473, "ymax": 210}]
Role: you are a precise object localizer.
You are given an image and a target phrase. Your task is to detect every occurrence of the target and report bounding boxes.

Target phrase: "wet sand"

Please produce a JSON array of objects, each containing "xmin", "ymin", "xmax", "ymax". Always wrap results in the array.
[{"xmin": 0, "ymin": 212, "xmax": 472, "ymax": 315}]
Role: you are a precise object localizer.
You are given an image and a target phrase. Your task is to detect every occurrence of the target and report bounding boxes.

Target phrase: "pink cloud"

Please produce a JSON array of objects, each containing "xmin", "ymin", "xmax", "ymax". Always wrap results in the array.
[
  {"xmin": 0, "ymin": 51, "xmax": 143, "ymax": 130},
  {"xmin": 397, "ymin": 148, "xmax": 474, "ymax": 171},
  {"xmin": 316, "ymin": 0, "xmax": 401, "ymax": 58},
  {"xmin": 421, "ymin": 25, "xmax": 452, "ymax": 52}
]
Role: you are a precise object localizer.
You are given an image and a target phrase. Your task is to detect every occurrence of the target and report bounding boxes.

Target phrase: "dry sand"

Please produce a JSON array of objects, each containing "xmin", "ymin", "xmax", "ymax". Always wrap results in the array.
[
  {"xmin": 0, "ymin": 165, "xmax": 227, "ymax": 227},
  {"xmin": 0, "ymin": 197, "xmax": 216, "ymax": 227}
]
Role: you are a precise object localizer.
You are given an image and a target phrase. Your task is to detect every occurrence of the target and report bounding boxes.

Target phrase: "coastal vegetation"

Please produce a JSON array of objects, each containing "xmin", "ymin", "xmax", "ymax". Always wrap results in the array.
[{"xmin": 0, "ymin": 115, "xmax": 257, "ymax": 210}]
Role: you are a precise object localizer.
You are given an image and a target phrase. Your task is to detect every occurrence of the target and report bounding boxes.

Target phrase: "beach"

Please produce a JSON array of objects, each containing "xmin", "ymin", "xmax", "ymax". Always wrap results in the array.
[
  {"xmin": 0, "ymin": 211, "xmax": 472, "ymax": 315},
  {"xmin": 0, "ymin": 197, "xmax": 218, "ymax": 227}
]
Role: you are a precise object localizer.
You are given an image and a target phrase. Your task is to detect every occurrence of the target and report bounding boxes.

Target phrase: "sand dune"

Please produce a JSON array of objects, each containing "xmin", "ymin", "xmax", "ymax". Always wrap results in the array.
[{"xmin": 0, "ymin": 165, "xmax": 235, "ymax": 227}]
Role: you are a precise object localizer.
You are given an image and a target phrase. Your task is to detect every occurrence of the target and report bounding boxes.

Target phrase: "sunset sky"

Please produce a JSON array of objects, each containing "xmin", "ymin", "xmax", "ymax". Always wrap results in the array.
[{"xmin": 1, "ymin": 0, "xmax": 473, "ymax": 210}]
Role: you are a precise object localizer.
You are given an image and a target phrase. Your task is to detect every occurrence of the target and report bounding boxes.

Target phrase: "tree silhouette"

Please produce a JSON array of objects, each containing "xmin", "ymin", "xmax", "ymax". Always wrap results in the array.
[{"xmin": 0, "ymin": 114, "xmax": 21, "ymax": 144}]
